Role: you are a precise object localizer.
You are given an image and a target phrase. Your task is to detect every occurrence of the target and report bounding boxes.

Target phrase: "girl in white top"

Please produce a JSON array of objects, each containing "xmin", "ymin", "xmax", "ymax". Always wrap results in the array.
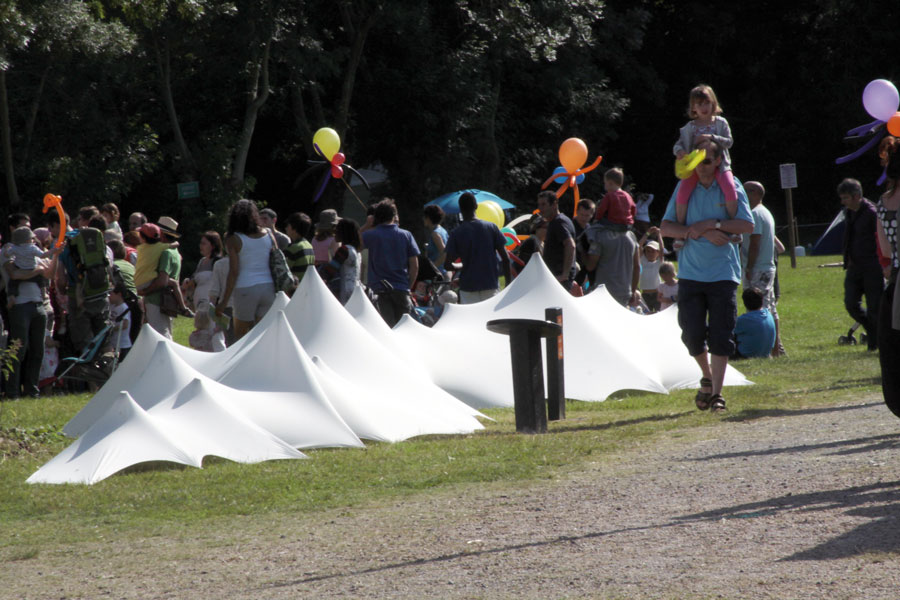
[{"xmin": 216, "ymin": 200, "xmax": 276, "ymax": 340}]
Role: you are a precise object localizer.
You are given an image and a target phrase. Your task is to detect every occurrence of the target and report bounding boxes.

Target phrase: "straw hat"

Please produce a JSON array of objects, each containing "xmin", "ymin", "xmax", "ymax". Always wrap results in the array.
[{"xmin": 156, "ymin": 216, "xmax": 181, "ymax": 238}]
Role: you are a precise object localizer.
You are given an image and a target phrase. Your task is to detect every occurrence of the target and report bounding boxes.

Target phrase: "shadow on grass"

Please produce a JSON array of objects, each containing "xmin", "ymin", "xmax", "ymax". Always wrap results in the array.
[
  {"xmin": 474, "ymin": 410, "xmax": 695, "ymax": 437},
  {"xmin": 723, "ymin": 400, "xmax": 885, "ymax": 423}
]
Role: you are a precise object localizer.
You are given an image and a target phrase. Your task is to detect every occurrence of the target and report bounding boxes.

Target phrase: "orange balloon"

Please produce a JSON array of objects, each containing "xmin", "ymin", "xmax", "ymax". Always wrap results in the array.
[
  {"xmin": 888, "ymin": 112, "xmax": 900, "ymax": 137},
  {"xmin": 558, "ymin": 138, "xmax": 588, "ymax": 172}
]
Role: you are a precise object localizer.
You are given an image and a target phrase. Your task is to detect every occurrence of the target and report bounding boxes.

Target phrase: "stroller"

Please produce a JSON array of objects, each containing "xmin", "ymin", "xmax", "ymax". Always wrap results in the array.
[
  {"xmin": 40, "ymin": 307, "xmax": 129, "ymax": 391},
  {"xmin": 838, "ymin": 321, "xmax": 867, "ymax": 346}
]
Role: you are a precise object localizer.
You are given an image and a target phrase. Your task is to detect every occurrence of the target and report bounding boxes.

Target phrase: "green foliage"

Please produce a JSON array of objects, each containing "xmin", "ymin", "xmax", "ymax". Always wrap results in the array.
[
  {"xmin": 1, "ymin": 339, "xmax": 22, "ymax": 380},
  {"xmin": 0, "ymin": 425, "xmax": 66, "ymax": 459}
]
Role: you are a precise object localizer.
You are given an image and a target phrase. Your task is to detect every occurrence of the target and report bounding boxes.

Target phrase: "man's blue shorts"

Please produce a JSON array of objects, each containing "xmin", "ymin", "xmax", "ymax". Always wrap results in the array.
[{"xmin": 676, "ymin": 279, "xmax": 738, "ymax": 357}]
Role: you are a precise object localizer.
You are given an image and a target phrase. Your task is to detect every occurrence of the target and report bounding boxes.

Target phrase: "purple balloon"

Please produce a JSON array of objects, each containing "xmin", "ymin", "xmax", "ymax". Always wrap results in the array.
[{"xmin": 862, "ymin": 79, "xmax": 900, "ymax": 122}]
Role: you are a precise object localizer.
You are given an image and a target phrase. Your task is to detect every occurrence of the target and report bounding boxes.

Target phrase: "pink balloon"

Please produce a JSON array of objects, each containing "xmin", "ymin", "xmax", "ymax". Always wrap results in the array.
[{"xmin": 862, "ymin": 79, "xmax": 900, "ymax": 122}]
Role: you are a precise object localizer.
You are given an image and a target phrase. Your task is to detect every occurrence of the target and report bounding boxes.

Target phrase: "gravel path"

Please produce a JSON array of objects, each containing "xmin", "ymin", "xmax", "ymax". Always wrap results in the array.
[{"xmin": 11, "ymin": 395, "xmax": 900, "ymax": 599}]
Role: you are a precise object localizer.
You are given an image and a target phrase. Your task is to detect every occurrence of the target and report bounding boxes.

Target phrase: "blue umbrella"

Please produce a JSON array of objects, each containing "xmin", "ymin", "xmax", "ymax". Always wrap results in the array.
[{"xmin": 425, "ymin": 189, "xmax": 516, "ymax": 214}]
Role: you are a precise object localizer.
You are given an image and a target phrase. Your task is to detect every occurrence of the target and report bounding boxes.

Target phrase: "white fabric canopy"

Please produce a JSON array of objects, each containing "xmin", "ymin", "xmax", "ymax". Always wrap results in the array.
[
  {"xmin": 29, "ymin": 392, "xmax": 202, "ymax": 485},
  {"xmin": 39, "ymin": 254, "xmax": 749, "ymax": 485},
  {"xmin": 367, "ymin": 256, "xmax": 750, "ymax": 408}
]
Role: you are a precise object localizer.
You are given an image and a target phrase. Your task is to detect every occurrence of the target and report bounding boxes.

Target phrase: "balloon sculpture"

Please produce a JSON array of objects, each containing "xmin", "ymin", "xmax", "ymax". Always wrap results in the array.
[
  {"xmin": 540, "ymin": 138, "xmax": 603, "ymax": 216},
  {"xmin": 500, "ymin": 226, "xmax": 521, "ymax": 250},
  {"xmin": 837, "ymin": 79, "xmax": 900, "ymax": 185},
  {"xmin": 42, "ymin": 193, "xmax": 66, "ymax": 248},
  {"xmin": 302, "ymin": 127, "xmax": 370, "ymax": 206},
  {"xmin": 475, "ymin": 199, "xmax": 505, "ymax": 228}
]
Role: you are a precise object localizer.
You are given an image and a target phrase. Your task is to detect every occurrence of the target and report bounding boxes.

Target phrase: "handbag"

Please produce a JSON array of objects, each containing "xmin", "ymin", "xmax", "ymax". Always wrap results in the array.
[
  {"xmin": 268, "ymin": 233, "xmax": 297, "ymax": 293},
  {"xmin": 159, "ymin": 287, "xmax": 180, "ymax": 317}
]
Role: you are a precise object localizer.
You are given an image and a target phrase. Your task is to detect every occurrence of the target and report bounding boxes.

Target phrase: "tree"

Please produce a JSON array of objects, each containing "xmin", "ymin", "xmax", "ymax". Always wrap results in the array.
[{"xmin": 0, "ymin": 0, "xmax": 134, "ymax": 213}]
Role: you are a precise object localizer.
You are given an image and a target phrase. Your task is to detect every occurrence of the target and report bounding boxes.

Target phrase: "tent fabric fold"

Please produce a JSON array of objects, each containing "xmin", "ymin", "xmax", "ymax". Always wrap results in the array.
[{"xmin": 37, "ymin": 254, "xmax": 749, "ymax": 485}]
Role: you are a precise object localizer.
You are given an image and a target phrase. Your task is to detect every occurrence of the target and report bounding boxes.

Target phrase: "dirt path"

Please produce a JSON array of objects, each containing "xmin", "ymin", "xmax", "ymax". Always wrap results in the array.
[{"xmin": 10, "ymin": 395, "xmax": 900, "ymax": 599}]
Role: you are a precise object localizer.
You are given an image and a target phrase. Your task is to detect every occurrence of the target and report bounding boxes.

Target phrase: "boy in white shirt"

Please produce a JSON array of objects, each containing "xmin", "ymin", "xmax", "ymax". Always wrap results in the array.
[{"xmin": 109, "ymin": 288, "xmax": 132, "ymax": 362}]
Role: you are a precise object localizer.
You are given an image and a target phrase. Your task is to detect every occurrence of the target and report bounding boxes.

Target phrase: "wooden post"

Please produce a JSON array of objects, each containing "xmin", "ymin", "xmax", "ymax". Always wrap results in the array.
[
  {"xmin": 486, "ymin": 318, "xmax": 562, "ymax": 434},
  {"xmin": 544, "ymin": 307, "xmax": 565, "ymax": 421},
  {"xmin": 785, "ymin": 188, "xmax": 797, "ymax": 268},
  {"xmin": 779, "ymin": 163, "xmax": 799, "ymax": 268}
]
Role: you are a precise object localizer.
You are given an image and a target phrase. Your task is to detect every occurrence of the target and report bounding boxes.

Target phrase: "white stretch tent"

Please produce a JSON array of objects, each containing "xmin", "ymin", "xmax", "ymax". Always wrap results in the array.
[
  {"xmin": 374, "ymin": 256, "xmax": 750, "ymax": 408},
  {"xmin": 29, "ymin": 392, "xmax": 203, "ymax": 485},
  {"xmin": 38, "ymin": 256, "xmax": 749, "ymax": 485}
]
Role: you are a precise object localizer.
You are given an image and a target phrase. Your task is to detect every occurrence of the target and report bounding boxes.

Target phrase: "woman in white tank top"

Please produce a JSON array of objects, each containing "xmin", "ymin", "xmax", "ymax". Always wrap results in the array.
[{"xmin": 215, "ymin": 200, "xmax": 276, "ymax": 340}]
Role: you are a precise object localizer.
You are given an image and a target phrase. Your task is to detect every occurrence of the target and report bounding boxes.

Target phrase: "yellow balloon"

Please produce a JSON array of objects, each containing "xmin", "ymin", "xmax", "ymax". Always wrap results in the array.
[
  {"xmin": 313, "ymin": 127, "xmax": 341, "ymax": 160},
  {"xmin": 476, "ymin": 200, "xmax": 505, "ymax": 227}
]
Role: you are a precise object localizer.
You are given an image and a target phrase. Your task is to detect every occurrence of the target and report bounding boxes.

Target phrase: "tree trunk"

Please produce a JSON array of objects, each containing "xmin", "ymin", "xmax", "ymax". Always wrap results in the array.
[
  {"xmin": 22, "ymin": 63, "xmax": 50, "ymax": 168},
  {"xmin": 154, "ymin": 37, "xmax": 197, "ymax": 179},
  {"xmin": 0, "ymin": 70, "xmax": 20, "ymax": 211},
  {"xmin": 291, "ymin": 83, "xmax": 315, "ymax": 156},
  {"xmin": 230, "ymin": 37, "xmax": 271, "ymax": 189},
  {"xmin": 335, "ymin": 9, "xmax": 379, "ymax": 136},
  {"xmin": 482, "ymin": 69, "xmax": 502, "ymax": 190}
]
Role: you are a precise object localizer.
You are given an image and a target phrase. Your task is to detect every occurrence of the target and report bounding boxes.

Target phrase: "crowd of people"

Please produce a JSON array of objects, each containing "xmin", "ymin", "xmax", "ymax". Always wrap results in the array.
[{"xmin": 1, "ymin": 82, "xmax": 897, "ymax": 414}]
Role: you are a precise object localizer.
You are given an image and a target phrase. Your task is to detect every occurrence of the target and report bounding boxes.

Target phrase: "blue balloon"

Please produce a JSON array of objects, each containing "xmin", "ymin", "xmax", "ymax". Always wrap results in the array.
[
  {"xmin": 552, "ymin": 166, "xmax": 567, "ymax": 184},
  {"xmin": 552, "ymin": 166, "xmax": 585, "ymax": 185}
]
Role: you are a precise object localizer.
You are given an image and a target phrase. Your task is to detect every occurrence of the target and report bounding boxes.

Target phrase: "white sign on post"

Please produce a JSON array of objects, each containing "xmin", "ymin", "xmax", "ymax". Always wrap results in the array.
[{"xmin": 779, "ymin": 164, "xmax": 797, "ymax": 189}]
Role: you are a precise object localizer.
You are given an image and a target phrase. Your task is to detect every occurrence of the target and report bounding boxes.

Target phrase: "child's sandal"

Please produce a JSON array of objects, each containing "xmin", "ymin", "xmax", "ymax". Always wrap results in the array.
[{"xmin": 710, "ymin": 394, "xmax": 727, "ymax": 413}]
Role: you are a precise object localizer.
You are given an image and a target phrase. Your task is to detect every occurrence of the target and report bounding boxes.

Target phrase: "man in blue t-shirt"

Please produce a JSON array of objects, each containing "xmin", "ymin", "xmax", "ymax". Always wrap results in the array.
[
  {"xmin": 733, "ymin": 288, "xmax": 776, "ymax": 358},
  {"xmin": 361, "ymin": 198, "xmax": 420, "ymax": 327},
  {"xmin": 444, "ymin": 192, "xmax": 510, "ymax": 304},
  {"xmin": 660, "ymin": 141, "xmax": 755, "ymax": 412}
]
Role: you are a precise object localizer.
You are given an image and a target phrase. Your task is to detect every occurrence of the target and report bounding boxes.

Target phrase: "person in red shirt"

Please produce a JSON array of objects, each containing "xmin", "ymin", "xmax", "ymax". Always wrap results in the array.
[{"xmin": 595, "ymin": 167, "xmax": 636, "ymax": 231}]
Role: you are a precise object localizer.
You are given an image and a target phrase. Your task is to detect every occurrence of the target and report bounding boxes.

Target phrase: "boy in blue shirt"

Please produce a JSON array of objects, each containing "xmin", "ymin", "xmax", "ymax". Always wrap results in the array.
[{"xmin": 733, "ymin": 288, "xmax": 776, "ymax": 359}]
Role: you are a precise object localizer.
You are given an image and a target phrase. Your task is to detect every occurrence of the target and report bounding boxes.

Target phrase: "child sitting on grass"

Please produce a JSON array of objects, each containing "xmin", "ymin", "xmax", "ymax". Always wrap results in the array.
[{"xmin": 732, "ymin": 288, "xmax": 776, "ymax": 359}]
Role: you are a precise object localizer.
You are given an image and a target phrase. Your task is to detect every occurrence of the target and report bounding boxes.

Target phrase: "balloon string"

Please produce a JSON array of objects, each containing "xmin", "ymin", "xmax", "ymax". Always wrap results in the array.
[{"xmin": 341, "ymin": 177, "xmax": 369, "ymax": 212}]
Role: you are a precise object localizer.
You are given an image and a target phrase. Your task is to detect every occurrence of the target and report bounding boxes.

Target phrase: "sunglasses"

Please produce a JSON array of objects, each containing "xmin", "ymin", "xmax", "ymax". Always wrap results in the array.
[{"xmin": 700, "ymin": 158, "xmax": 714, "ymax": 165}]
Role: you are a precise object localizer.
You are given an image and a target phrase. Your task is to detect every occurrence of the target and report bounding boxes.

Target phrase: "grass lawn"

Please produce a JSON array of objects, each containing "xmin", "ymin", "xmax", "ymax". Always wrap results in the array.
[{"xmin": 0, "ymin": 254, "xmax": 884, "ymax": 557}]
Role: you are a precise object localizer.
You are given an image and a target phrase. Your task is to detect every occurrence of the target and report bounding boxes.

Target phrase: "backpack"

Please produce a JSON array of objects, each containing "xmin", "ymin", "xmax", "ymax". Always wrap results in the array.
[{"xmin": 69, "ymin": 228, "xmax": 111, "ymax": 300}]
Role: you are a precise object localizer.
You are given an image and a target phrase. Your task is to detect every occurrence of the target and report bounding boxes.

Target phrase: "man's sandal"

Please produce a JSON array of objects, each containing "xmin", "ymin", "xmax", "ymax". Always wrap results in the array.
[
  {"xmin": 695, "ymin": 377, "xmax": 713, "ymax": 411},
  {"xmin": 710, "ymin": 394, "xmax": 727, "ymax": 413}
]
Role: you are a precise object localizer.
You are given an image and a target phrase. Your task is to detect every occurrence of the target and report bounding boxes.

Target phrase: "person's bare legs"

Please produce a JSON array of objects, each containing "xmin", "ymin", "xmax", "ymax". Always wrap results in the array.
[
  {"xmin": 693, "ymin": 352, "xmax": 713, "ymax": 390},
  {"xmin": 692, "ymin": 352, "xmax": 729, "ymax": 410},
  {"xmin": 233, "ymin": 318, "xmax": 253, "ymax": 340},
  {"xmin": 710, "ymin": 354, "xmax": 728, "ymax": 396}
]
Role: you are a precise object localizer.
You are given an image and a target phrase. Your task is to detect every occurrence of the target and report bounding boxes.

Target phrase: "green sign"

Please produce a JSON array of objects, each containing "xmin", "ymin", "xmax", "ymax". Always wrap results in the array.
[{"xmin": 177, "ymin": 181, "xmax": 200, "ymax": 200}]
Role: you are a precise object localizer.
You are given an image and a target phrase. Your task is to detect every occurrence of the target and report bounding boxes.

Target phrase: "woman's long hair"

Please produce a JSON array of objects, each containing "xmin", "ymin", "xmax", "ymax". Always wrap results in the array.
[
  {"xmin": 226, "ymin": 199, "xmax": 262, "ymax": 236},
  {"xmin": 335, "ymin": 218, "xmax": 361, "ymax": 248},
  {"xmin": 202, "ymin": 230, "xmax": 224, "ymax": 258}
]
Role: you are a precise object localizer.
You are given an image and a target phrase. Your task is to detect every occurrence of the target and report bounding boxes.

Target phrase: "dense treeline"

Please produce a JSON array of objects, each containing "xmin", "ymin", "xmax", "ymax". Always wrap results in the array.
[{"xmin": 2, "ymin": 0, "xmax": 899, "ymax": 260}]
